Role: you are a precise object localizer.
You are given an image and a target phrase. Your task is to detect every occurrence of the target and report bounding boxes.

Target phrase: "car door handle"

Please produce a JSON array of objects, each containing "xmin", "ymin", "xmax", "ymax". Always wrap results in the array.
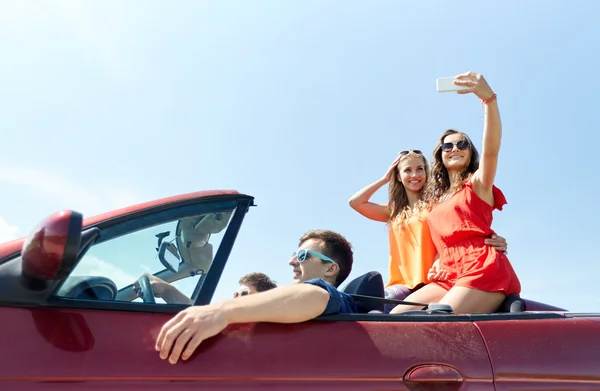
[{"xmin": 403, "ymin": 364, "xmax": 463, "ymax": 390}]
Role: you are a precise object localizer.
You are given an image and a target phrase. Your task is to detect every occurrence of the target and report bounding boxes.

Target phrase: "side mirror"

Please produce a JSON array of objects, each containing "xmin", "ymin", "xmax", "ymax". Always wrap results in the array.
[
  {"xmin": 158, "ymin": 241, "xmax": 180, "ymax": 273},
  {"xmin": 21, "ymin": 210, "xmax": 83, "ymax": 290}
]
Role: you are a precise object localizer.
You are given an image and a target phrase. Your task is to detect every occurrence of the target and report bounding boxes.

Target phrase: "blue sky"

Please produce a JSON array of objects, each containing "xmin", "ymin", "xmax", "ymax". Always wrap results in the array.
[{"xmin": 1, "ymin": 1, "xmax": 599, "ymax": 311}]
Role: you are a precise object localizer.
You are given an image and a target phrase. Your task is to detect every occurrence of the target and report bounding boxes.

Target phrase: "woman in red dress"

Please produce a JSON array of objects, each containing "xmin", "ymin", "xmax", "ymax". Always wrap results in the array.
[{"xmin": 390, "ymin": 71, "xmax": 521, "ymax": 315}]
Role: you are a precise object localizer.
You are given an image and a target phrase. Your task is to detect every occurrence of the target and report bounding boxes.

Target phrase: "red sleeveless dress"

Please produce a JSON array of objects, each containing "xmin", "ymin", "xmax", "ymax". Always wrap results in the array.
[{"xmin": 426, "ymin": 180, "xmax": 521, "ymax": 295}]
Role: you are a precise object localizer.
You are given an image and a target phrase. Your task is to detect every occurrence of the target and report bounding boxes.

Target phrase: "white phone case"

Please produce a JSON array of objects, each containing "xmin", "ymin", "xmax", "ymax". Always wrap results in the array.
[{"xmin": 436, "ymin": 77, "xmax": 470, "ymax": 93}]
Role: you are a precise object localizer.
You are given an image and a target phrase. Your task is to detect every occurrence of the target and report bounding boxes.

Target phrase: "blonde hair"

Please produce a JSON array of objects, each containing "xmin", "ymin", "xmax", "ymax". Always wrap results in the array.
[{"xmin": 387, "ymin": 151, "xmax": 430, "ymax": 227}]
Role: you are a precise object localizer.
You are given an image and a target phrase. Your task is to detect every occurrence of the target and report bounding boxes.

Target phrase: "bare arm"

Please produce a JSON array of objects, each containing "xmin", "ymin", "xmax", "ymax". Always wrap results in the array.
[
  {"xmin": 348, "ymin": 177, "xmax": 390, "ymax": 222},
  {"xmin": 224, "ymin": 283, "xmax": 329, "ymax": 324},
  {"xmin": 454, "ymin": 72, "xmax": 501, "ymax": 203},
  {"xmin": 156, "ymin": 284, "xmax": 331, "ymax": 363},
  {"xmin": 348, "ymin": 156, "xmax": 400, "ymax": 222},
  {"xmin": 134, "ymin": 273, "xmax": 193, "ymax": 305},
  {"xmin": 160, "ymin": 286, "xmax": 193, "ymax": 305},
  {"xmin": 475, "ymin": 97, "xmax": 501, "ymax": 190}
]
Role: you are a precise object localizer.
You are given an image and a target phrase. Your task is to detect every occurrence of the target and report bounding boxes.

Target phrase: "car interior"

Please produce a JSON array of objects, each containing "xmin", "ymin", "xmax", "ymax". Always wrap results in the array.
[
  {"xmin": 340, "ymin": 270, "xmax": 564, "ymax": 314},
  {"xmin": 55, "ymin": 211, "xmax": 233, "ymax": 303},
  {"xmin": 8, "ymin": 204, "xmax": 565, "ymax": 316}
]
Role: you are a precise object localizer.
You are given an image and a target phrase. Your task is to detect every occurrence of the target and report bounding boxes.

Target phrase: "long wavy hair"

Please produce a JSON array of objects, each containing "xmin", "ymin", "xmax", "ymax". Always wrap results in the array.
[
  {"xmin": 388, "ymin": 151, "xmax": 430, "ymax": 226},
  {"xmin": 424, "ymin": 129, "xmax": 479, "ymax": 204}
]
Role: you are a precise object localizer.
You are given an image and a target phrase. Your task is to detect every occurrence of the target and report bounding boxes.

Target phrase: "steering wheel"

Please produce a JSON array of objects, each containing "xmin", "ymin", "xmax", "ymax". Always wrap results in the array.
[{"xmin": 136, "ymin": 274, "xmax": 156, "ymax": 304}]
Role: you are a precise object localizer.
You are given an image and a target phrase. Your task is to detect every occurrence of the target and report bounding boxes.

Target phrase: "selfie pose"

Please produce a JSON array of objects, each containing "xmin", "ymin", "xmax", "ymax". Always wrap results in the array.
[
  {"xmin": 391, "ymin": 71, "xmax": 521, "ymax": 315},
  {"xmin": 349, "ymin": 148, "xmax": 508, "ymax": 302}
]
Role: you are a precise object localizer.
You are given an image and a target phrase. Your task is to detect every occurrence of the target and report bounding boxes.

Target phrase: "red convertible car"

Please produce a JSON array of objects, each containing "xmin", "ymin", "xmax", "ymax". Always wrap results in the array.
[{"xmin": 1, "ymin": 190, "xmax": 599, "ymax": 390}]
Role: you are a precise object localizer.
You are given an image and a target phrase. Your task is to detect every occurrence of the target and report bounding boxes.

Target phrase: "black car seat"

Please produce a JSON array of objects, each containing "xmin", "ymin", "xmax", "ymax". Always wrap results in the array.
[
  {"xmin": 341, "ymin": 271, "xmax": 385, "ymax": 313},
  {"xmin": 496, "ymin": 293, "xmax": 526, "ymax": 313}
]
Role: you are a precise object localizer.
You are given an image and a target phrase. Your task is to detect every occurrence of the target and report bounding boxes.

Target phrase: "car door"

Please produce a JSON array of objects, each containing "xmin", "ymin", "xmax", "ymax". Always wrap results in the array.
[
  {"xmin": 0, "ymin": 311, "xmax": 494, "ymax": 390},
  {"xmin": 0, "ymin": 193, "xmax": 495, "ymax": 390},
  {"xmin": 475, "ymin": 314, "xmax": 600, "ymax": 390}
]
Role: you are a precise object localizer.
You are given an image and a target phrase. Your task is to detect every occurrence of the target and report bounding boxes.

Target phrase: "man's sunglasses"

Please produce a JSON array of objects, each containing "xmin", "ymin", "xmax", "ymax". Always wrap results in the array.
[
  {"xmin": 441, "ymin": 140, "xmax": 470, "ymax": 152},
  {"xmin": 399, "ymin": 149, "xmax": 422, "ymax": 156},
  {"xmin": 292, "ymin": 249, "xmax": 336, "ymax": 264},
  {"xmin": 233, "ymin": 290, "xmax": 251, "ymax": 298}
]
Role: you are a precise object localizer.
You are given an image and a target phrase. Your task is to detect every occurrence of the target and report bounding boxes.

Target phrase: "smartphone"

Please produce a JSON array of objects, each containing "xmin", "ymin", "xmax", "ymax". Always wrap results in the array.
[{"xmin": 436, "ymin": 77, "xmax": 470, "ymax": 93}]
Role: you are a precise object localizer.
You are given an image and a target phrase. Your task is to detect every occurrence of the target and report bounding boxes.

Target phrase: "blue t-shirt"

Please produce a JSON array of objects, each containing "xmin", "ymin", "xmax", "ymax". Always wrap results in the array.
[{"xmin": 303, "ymin": 278, "xmax": 357, "ymax": 316}]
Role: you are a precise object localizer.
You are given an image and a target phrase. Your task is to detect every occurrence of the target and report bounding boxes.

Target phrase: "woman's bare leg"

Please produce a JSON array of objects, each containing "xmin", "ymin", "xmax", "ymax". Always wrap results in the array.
[
  {"xmin": 389, "ymin": 283, "xmax": 448, "ymax": 313},
  {"xmin": 439, "ymin": 286, "xmax": 505, "ymax": 314}
]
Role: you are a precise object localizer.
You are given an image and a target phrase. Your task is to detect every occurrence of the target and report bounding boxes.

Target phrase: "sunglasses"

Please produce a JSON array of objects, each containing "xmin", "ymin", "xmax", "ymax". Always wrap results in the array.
[
  {"xmin": 441, "ymin": 140, "xmax": 470, "ymax": 152},
  {"xmin": 399, "ymin": 149, "xmax": 423, "ymax": 156},
  {"xmin": 292, "ymin": 249, "xmax": 336, "ymax": 264},
  {"xmin": 233, "ymin": 290, "xmax": 251, "ymax": 298}
]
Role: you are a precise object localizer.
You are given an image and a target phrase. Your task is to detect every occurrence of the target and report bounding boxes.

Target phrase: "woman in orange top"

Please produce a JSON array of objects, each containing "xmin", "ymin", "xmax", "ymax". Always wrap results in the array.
[
  {"xmin": 391, "ymin": 71, "xmax": 521, "ymax": 315},
  {"xmin": 348, "ymin": 149, "xmax": 507, "ymax": 302}
]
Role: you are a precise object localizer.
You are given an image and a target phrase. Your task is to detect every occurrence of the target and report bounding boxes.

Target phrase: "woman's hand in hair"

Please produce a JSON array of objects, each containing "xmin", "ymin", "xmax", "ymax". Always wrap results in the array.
[
  {"xmin": 348, "ymin": 157, "xmax": 401, "ymax": 222},
  {"xmin": 383, "ymin": 155, "xmax": 402, "ymax": 182}
]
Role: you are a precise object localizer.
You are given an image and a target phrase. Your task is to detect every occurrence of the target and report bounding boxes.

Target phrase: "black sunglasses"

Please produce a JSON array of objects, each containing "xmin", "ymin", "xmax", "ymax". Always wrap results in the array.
[
  {"xmin": 233, "ymin": 290, "xmax": 250, "ymax": 298},
  {"xmin": 399, "ymin": 149, "xmax": 423, "ymax": 156},
  {"xmin": 441, "ymin": 140, "xmax": 469, "ymax": 152}
]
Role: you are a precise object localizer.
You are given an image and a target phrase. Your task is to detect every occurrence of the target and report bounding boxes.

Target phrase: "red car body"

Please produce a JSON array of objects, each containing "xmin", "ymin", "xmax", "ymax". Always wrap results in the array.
[{"xmin": 0, "ymin": 190, "xmax": 599, "ymax": 390}]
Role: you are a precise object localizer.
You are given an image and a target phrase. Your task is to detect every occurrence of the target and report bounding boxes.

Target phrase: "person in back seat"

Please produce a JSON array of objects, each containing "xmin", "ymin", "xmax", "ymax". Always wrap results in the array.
[
  {"xmin": 349, "ymin": 149, "xmax": 509, "ymax": 306},
  {"xmin": 390, "ymin": 72, "xmax": 521, "ymax": 314},
  {"xmin": 134, "ymin": 271, "xmax": 277, "ymax": 304},
  {"xmin": 154, "ymin": 229, "xmax": 358, "ymax": 364},
  {"xmin": 234, "ymin": 272, "xmax": 277, "ymax": 298}
]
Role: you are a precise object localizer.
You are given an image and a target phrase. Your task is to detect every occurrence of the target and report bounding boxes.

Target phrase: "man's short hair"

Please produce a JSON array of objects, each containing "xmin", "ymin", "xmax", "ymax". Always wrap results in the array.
[
  {"xmin": 298, "ymin": 229, "xmax": 354, "ymax": 287},
  {"xmin": 238, "ymin": 272, "xmax": 277, "ymax": 292}
]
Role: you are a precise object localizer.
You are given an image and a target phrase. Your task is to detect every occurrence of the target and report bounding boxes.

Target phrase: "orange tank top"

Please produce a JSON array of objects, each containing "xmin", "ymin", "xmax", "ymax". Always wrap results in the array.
[{"xmin": 387, "ymin": 210, "xmax": 438, "ymax": 289}]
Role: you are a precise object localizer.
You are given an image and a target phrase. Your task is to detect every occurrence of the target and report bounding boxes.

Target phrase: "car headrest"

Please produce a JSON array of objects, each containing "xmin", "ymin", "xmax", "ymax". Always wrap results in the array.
[
  {"xmin": 341, "ymin": 271, "xmax": 385, "ymax": 313},
  {"xmin": 177, "ymin": 241, "xmax": 213, "ymax": 271},
  {"xmin": 176, "ymin": 214, "xmax": 223, "ymax": 271},
  {"xmin": 496, "ymin": 293, "xmax": 525, "ymax": 313}
]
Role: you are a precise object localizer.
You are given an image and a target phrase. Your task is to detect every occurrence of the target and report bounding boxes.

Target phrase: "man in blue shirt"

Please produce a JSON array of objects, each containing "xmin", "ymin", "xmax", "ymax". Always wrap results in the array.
[
  {"xmin": 290, "ymin": 229, "xmax": 357, "ymax": 316},
  {"xmin": 155, "ymin": 229, "xmax": 357, "ymax": 364}
]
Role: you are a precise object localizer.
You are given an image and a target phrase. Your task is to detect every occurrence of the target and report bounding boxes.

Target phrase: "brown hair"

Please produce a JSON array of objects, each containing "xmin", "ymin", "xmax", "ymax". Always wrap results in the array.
[
  {"xmin": 238, "ymin": 272, "xmax": 277, "ymax": 292},
  {"xmin": 298, "ymin": 229, "xmax": 354, "ymax": 287},
  {"xmin": 425, "ymin": 129, "xmax": 479, "ymax": 204},
  {"xmin": 388, "ymin": 151, "xmax": 430, "ymax": 225}
]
